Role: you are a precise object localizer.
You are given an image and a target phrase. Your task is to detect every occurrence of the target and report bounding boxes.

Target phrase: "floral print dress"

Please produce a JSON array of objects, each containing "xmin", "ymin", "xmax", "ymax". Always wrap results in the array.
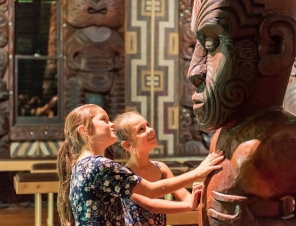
[
  {"xmin": 69, "ymin": 155, "xmax": 141, "ymax": 226},
  {"xmin": 122, "ymin": 162, "xmax": 166, "ymax": 226}
]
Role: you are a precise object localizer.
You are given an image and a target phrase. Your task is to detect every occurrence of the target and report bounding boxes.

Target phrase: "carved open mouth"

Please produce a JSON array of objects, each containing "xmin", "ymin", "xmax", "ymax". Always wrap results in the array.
[
  {"xmin": 192, "ymin": 93, "xmax": 204, "ymax": 107},
  {"xmin": 88, "ymin": 7, "xmax": 107, "ymax": 14}
]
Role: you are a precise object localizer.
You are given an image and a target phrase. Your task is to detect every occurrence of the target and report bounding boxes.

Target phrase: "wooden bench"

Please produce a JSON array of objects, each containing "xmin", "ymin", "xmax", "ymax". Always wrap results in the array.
[
  {"xmin": 0, "ymin": 158, "xmax": 57, "ymax": 171},
  {"xmin": 167, "ymin": 209, "xmax": 199, "ymax": 225},
  {"xmin": 13, "ymin": 171, "xmax": 58, "ymax": 226}
]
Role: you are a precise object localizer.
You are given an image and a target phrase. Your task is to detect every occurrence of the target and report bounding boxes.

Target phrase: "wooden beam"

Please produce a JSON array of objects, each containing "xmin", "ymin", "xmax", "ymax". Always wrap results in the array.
[
  {"xmin": 0, "ymin": 159, "xmax": 56, "ymax": 171},
  {"xmin": 14, "ymin": 177, "xmax": 58, "ymax": 194}
]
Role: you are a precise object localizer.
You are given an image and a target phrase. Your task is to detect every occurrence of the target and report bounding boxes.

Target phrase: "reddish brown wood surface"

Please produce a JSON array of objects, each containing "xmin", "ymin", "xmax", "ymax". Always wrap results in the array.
[{"xmin": 187, "ymin": 0, "xmax": 296, "ymax": 225}]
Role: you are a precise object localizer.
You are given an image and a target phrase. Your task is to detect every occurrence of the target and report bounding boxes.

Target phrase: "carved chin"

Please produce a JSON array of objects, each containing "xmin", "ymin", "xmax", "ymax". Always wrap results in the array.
[
  {"xmin": 193, "ymin": 84, "xmax": 244, "ymax": 131},
  {"xmin": 193, "ymin": 89, "xmax": 223, "ymax": 131},
  {"xmin": 194, "ymin": 108, "xmax": 221, "ymax": 132}
]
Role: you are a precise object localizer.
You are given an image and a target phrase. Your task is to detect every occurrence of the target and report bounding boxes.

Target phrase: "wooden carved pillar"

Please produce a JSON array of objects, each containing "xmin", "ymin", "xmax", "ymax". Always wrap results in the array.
[
  {"xmin": 187, "ymin": 0, "xmax": 296, "ymax": 225},
  {"xmin": 63, "ymin": 0, "xmax": 125, "ymax": 119},
  {"xmin": 0, "ymin": 0, "xmax": 9, "ymax": 158}
]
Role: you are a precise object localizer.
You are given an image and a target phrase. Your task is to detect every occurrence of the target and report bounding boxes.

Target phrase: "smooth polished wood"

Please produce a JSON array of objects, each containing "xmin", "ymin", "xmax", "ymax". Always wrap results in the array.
[{"xmin": 167, "ymin": 210, "xmax": 198, "ymax": 225}]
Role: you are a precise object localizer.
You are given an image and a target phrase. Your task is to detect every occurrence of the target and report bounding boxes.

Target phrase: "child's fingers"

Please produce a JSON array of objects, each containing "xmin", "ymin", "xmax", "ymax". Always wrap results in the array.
[
  {"xmin": 209, "ymin": 155, "xmax": 224, "ymax": 166},
  {"xmin": 192, "ymin": 182, "xmax": 203, "ymax": 189},
  {"xmin": 192, "ymin": 182, "xmax": 203, "ymax": 192},
  {"xmin": 208, "ymin": 150, "xmax": 224, "ymax": 160},
  {"xmin": 193, "ymin": 189, "xmax": 202, "ymax": 196}
]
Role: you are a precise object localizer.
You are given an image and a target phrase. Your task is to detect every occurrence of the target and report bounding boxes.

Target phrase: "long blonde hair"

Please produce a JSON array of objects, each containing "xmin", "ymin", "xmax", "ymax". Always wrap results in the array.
[{"xmin": 57, "ymin": 104, "xmax": 99, "ymax": 225}]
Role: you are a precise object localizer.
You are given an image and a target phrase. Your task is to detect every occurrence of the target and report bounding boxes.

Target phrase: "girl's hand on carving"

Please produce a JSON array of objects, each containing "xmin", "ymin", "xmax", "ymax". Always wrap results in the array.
[
  {"xmin": 194, "ymin": 150, "xmax": 224, "ymax": 178},
  {"xmin": 190, "ymin": 182, "xmax": 203, "ymax": 210}
]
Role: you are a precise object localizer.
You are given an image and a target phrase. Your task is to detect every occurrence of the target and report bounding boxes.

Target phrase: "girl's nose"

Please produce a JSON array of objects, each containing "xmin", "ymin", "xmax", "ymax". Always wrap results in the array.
[{"xmin": 147, "ymin": 127, "xmax": 155, "ymax": 134}]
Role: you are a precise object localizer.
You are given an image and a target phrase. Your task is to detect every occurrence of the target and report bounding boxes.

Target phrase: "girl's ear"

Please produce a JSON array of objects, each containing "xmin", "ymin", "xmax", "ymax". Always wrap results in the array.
[
  {"xmin": 77, "ymin": 125, "xmax": 88, "ymax": 136},
  {"xmin": 121, "ymin": 140, "xmax": 130, "ymax": 150}
]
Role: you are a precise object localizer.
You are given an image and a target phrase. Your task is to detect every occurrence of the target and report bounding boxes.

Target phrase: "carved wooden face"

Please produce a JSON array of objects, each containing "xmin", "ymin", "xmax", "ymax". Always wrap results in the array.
[
  {"xmin": 187, "ymin": 0, "xmax": 261, "ymax": 131},
  {"xmin": 67, "ymin": 0, "xmax": 124, "ymax": 29}
]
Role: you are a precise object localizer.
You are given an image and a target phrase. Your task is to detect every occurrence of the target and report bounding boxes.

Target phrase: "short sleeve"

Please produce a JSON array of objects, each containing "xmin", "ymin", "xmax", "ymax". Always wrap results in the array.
[{"xmin": 93, "ymin": 157, "xmax": 142, "ymax": 199}]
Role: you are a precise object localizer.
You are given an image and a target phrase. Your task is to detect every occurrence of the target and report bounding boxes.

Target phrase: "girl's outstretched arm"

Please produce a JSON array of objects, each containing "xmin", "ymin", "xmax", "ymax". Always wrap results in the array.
[
  {"xmin": 157, "ymin": 161, "xmax": 191, "ymax": 202},
  {"xmin": 132, "ymin": 150, "xmax": 224, "ymax": 198},
  {"xmin": 130, "ymin": 183, "xmax": 202, "ymax": 214}
]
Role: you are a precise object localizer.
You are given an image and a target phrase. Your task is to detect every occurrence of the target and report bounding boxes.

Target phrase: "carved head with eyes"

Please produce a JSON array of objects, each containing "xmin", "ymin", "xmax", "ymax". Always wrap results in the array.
[{"xmin": 187, "ymin": 0, "xmax": 296, "ymax": 131}]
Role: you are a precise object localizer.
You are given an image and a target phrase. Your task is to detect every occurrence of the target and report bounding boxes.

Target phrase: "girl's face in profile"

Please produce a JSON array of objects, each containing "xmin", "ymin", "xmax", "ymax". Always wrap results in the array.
[{"xmin": 92, "ymin": 107, "xmax": 118, "ymax": 147}]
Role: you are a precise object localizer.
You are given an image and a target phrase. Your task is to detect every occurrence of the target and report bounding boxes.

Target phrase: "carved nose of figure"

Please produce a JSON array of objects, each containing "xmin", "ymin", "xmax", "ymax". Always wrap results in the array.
[
  {"xmin": 187, "ymin": 42, "xmax": 207, "ymax": 87},
  {"xmin": 193, "ymin": 41, "xmax": 207, "ymax": 57},
  {"xmin": 188, "ymin": 65, "xmax": 207, "ymax": 87}
]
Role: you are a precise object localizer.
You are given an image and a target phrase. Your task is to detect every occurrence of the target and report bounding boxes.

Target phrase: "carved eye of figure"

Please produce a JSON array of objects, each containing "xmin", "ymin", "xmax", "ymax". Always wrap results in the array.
[
  {"xmin": 205, "ymin": 38, "xmax": 219, "ymax": 52},
  {"xmin": 196, "ymin": 33, "xmax": 205, "ymax": 45}
]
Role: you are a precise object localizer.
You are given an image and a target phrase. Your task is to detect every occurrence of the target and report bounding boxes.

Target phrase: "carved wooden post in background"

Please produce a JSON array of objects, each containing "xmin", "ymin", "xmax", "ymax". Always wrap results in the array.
[
  {"xmin": 0, "ymin": 0, "xmax": 9, "ymax": 158},
  {"xmin": 64, "ymin": 0, "xmax": 125, "ymax": 120}
]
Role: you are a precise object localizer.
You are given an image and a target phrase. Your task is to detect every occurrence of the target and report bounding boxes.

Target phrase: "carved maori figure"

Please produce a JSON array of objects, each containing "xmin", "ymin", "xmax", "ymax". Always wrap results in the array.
[{"xmin": 187, "ymin": 0, "xmax": 296, "ymax": 225}]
